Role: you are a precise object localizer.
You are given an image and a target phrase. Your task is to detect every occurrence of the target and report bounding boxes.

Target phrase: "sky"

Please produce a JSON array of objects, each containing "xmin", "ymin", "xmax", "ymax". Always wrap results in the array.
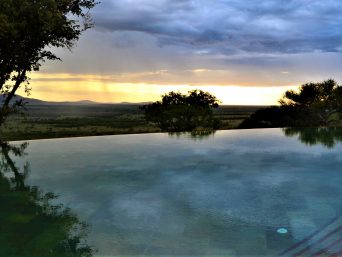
[{"xmin": 28, "ymin": 0, "xmax": 342, "ymax": 105}]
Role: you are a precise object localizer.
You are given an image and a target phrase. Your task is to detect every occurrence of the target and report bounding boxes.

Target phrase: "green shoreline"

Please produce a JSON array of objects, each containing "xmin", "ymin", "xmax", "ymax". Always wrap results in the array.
[{"xmin": 0, "ymin": 104, "xmax": 263, "ymax": 141}]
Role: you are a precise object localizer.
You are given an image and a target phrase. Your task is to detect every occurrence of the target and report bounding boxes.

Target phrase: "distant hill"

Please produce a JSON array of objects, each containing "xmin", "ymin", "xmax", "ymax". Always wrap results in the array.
[
  {"xmin": 0, "ymin": 95, "xmax": 102, "ymax": 106},
  {"xmin": 0, "ymin": 95, "xmax": 267, "ymax": 107}
]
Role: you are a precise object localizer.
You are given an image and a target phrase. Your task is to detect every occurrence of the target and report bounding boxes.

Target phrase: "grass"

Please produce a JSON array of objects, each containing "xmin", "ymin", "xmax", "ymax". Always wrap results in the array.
[{"xmin": 0, "ymin": 104, "xmax": 265, "ymax": 141}]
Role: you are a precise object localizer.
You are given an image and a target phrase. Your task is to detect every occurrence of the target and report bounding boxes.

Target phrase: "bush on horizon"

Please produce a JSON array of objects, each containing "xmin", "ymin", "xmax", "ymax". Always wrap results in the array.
[
  {"xmin": 239, "ymin": 79, "xmax": 342, "ymax": 128},
  {"xmin": 140, "ymin": 90, "xmax": 221, "ymax": 132}
]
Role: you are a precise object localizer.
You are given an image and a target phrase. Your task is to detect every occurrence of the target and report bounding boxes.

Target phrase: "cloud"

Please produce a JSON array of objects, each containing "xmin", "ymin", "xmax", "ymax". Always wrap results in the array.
[
  {"xmin": 92, "ymin": 0, "xmax": 342, "ymax": 55},
  {"xmin": 35, "ymin": 0, "xmax": 342, "ymax": 103}
]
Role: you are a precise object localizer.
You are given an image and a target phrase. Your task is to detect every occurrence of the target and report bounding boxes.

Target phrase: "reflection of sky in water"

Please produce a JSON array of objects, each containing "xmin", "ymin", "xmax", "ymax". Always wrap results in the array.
[{"xmin": 12, "ymin": 128, "xmax": 342, "ymax": 256}]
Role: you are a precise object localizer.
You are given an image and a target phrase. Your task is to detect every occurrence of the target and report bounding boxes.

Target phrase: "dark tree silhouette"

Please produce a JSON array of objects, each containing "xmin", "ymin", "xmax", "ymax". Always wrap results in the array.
[
  {"xmin": 0, "ymin": 0, "xmax": 97, "ymax": 124},
  {"xmin": 0, "ymin": 142, "xmax": 94, "ymax": 256},
  {"xmin": 140, "ymin": 90, "xmax": 221, "ymax": 132},
  {"xmin": 283, "ymin": 127, "xmax": 342, "ymax": 148},
  {"xmin": 239, "ymin": 79, "xmax": 342, "ymax": 128}
]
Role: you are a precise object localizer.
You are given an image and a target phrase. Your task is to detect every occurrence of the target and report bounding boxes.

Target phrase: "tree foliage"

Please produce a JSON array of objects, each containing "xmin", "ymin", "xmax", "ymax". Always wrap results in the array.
[
  {"xmin": 0, "ymin": 0, "xmax": 97, "ymax": 124},
  {"xmin": 140, "ymin": 90, "xmax": 220, "ymax": 132},
  {"xmin": 239, "ymin": 79, "xmax": 342, "ymax": 128}
]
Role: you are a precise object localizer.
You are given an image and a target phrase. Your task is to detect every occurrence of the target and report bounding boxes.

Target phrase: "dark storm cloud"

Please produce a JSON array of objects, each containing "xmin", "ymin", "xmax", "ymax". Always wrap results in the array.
[{"xmin": 93, "ymin": 0, "xmax": 342, "ymax": 54}]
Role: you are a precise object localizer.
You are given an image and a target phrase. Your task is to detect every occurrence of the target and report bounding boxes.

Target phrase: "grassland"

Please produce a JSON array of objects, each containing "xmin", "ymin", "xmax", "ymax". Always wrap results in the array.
[{"xmin": 0, "ymin": 104, "xmax": 264, "ymax": 141}]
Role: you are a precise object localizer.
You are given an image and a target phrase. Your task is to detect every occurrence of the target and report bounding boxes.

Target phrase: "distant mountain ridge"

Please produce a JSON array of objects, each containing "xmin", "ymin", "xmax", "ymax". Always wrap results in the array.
[
  {"xmin": 0, "ymin": 95, "xmax": 150, "ymax": 106},
  {"xmin": 0, "ymin": 95, "xmax": 266, "ymax": 107},
  {"xmin": 0, "ymin": 95, "xmax": 101, "ymax": 105}
]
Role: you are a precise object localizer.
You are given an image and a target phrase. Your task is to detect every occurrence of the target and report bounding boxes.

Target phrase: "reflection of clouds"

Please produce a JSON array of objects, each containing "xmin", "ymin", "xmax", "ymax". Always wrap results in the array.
[
  {"xmin": 110, "ymin": 195, "xmax": 163, "ymax": 226},
  {"xmin": 20, "ymin": 129, "xmax": 342, "ymax": 255},
  {"xmin": 156, "ymin": 168, "xmax": 292, "ymax": 227},
  {"xmin": 103, "ymin": 150, "xmax": 341, "ymax": 230},
  {"xmin": 193, "ymin": 148, "xmax": 210, "ymax": 155},
  {"xmin": 109, "ymin": 193, "xmax": 189, "ymax": 237}
]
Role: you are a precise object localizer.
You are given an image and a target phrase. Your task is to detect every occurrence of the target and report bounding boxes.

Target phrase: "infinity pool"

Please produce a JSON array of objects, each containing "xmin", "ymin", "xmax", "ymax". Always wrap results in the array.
[{"xmin": 1, "ymin": 128, "xmax": 341, "ymax": 256}]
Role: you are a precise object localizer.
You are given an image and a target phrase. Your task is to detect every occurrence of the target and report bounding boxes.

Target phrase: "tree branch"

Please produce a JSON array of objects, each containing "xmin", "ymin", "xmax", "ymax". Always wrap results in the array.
[{"xmin": 3, "ymin": 69, "xmax": 27, "ymax": 107}]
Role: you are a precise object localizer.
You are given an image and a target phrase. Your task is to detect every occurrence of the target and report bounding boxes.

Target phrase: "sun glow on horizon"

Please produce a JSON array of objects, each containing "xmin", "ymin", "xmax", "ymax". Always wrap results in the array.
[{"xmin": 22, "ymin": 73, "xmax": 298, "ymax": 105}]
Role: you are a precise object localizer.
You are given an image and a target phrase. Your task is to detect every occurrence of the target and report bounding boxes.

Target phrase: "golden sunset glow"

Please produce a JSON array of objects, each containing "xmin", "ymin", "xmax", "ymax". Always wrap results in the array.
[{"xmin": 25, "ymin": 72, "xmax": 297, "ymax": 105}]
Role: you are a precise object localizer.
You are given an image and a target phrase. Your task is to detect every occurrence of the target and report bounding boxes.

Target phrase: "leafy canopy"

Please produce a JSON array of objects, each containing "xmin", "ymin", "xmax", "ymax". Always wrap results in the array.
[
  {"xmin": 140, "ymin": 90, "xmax": 220, "ymax": 132},
  {"xmin": 239, "ymin": 79, "xmax": 342, "ymax": 128},
  {"xmin": 0, "ymin": 0, "xmax": 97, "ymax": 123}
]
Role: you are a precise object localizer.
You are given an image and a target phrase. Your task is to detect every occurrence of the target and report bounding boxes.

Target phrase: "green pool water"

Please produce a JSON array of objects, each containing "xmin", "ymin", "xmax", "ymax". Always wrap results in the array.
[{"xmin": 1, "ymin": 128, "xmax": 341, "ymax": 256}]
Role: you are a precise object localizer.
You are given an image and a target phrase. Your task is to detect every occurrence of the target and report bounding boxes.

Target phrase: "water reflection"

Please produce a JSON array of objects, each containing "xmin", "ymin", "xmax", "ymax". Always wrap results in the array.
[
  {"xmin": 283, "ymin": 127, "xmax": 342, "ymax": 148},
  {"xmin": 1, "ymin": 129, "xmax": 341, "ymax": 256},
  {"xmin": 168, "ymin": 129, "xmax": 216, "ymax": 140},
  {"xmin": 0, "ymin": 141, "xmax": 94, "ymax": 257}
]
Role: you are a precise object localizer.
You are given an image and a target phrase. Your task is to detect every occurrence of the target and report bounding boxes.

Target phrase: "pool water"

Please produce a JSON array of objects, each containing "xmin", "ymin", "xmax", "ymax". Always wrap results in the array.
[{"xmin": 1, "ymin": 128, "xmax": 341, "ymax": 256}]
